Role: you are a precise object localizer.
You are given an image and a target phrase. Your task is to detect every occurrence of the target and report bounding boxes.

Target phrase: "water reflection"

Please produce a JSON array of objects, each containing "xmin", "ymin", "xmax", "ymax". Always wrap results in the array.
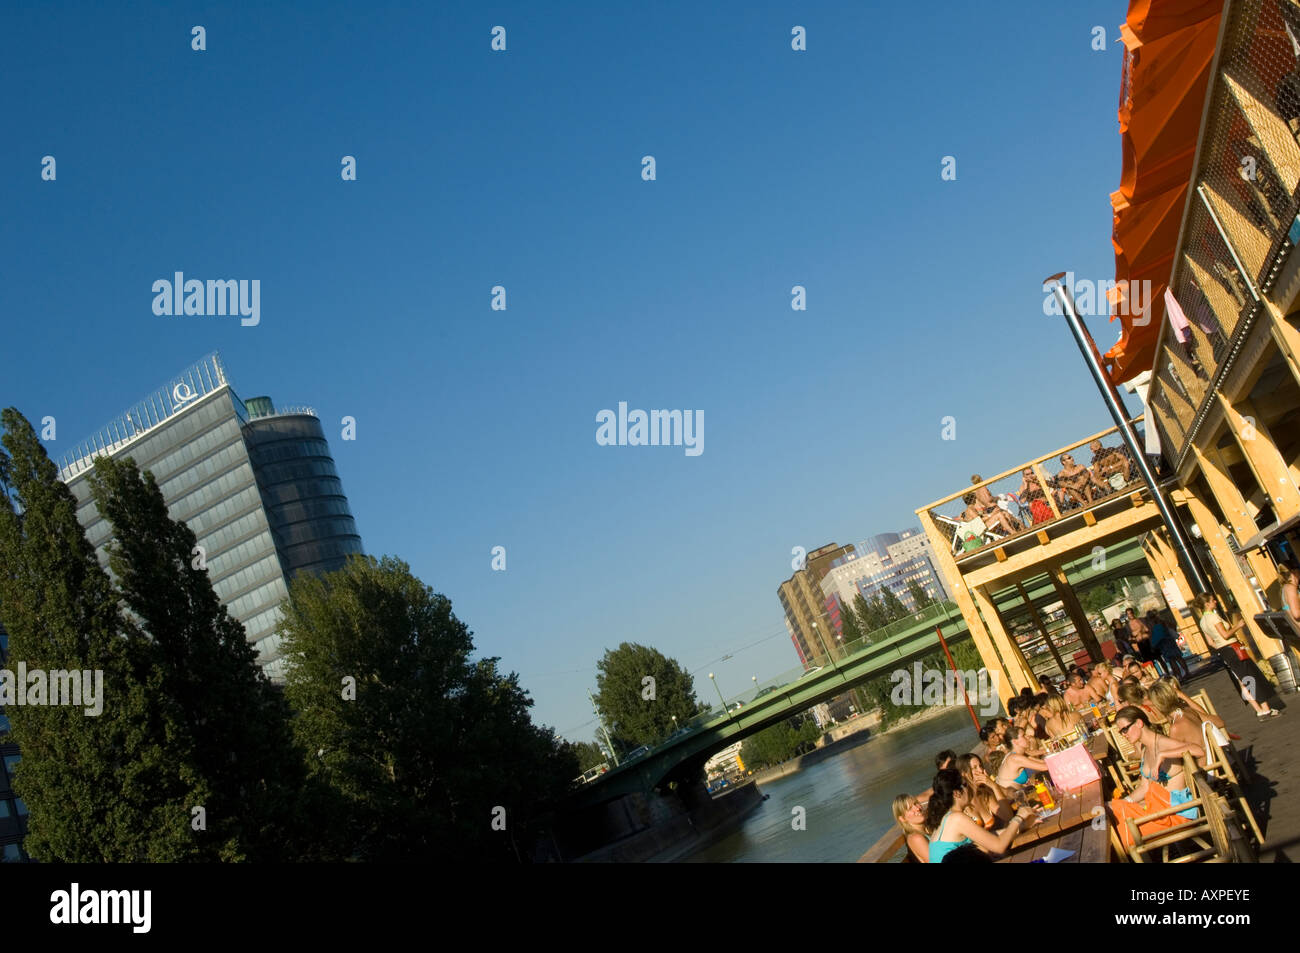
[{"xmin": 685, "ymin": 709, "xmax": 977, "ymax": 863}]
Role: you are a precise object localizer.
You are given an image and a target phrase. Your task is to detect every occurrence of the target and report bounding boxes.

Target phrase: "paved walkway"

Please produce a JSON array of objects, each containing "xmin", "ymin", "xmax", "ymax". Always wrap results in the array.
[{"xmin": 1183, "ymin": 656, "xmax": 1298, "ymax": 863}]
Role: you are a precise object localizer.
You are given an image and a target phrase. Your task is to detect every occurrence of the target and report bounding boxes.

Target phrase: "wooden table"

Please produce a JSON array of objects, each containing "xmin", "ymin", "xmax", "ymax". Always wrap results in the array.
[{"xmin": 998, "ymin": 732, "xmax": 1111, "ymax": 863}]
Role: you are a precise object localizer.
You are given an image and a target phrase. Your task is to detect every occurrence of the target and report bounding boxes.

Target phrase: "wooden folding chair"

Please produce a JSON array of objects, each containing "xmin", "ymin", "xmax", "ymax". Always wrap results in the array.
[
  {"xmin": 1104, "ymin": 724, "xmax": 1141, "ymax": 794},
  {"xmin": 1127, "ymin": 755, "xmax": 1255, "ymax": 863},
  {"xmin": 1200, "ymin": 720, "xmax": 1264, "ymax": 847}
]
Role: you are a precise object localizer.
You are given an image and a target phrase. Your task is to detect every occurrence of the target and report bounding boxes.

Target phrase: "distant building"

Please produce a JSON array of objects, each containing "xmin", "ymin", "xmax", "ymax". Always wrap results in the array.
[
  {"xmin": 819, "ymin": 529, "xmax": 950, "ymax": 637},
  {"xmin": 778, "ymin": 542, "xmax": 855, "ymax": 666}
]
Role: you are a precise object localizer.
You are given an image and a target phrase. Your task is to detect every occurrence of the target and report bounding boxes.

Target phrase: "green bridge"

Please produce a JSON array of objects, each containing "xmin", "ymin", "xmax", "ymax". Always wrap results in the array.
[{"xmin": 568, "ymin": 535, "xmax": 1149, "ymax": 808}]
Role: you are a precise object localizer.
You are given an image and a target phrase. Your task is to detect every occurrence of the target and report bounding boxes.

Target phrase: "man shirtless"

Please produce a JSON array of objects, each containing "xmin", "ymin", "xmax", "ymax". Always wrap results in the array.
[
  {"xmin": 968, "ymin": 474, "xmax": 1024, "ymax": 534},
  {"xmin": 1127, "ymin": 607, "xmax": 1152, "ymax": 662},
  {"xmin": 1055, "ymin": 453, "xmax": 1107, "ymax": 506},
  {"xmin": 1089, "ymin": 440, "xmax": 1132, "ymax": 492},
  {"xmin": 1063, "ymin": 671, "xmax": 1101, "ymax": 710}
]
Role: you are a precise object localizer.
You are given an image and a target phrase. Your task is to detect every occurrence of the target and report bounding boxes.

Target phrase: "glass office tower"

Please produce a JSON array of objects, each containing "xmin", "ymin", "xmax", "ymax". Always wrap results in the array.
[{"xmin": 58, "ymin": 353, "xmax": 363, "ymax": 680}]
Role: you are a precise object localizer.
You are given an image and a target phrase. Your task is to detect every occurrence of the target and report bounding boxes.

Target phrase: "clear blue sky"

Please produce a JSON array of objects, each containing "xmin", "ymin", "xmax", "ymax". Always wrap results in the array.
[{"xmin": 1, "ymin": 1, "xmax": 1146, "ymax": 743}]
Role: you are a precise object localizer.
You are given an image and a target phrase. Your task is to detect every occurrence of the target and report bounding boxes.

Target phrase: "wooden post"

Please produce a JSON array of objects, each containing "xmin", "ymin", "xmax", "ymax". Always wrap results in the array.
[
  {"xmin": 970, "ymin": 584, "xmax": 1036, "ymax": 696},
  {"xmin": 1192, "ymin": 443, "xmax": 1287, "ymax": 616},
  {"xmin": 1032, "ymin": 463, "xmax": 1062, "ymax": 520},
  {"xmin": 917, "ymin": 510, "xmax": 1013, "ymax": 707},
  {"xmin": 1047, "ymin": 563, "xmax": 1104, "ymax": 663},
  {"xmin": 1015, "ymin": 580, "xmax": 1068, "ymax": 676},
  {"xmin": 1181, "ymin": 493, "xmax": 1285, "ymax": 659},
  {"xmin": 1140, "ymin": 528, "xmax": 1209, "ymax": 655},
  {"xmin": 1216, "ymin": 394, "xmax": 1300, "ymax": 521}
]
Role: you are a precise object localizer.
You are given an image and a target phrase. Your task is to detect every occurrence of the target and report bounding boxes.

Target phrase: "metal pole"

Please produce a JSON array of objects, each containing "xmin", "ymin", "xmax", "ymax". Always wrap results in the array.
[
  {"xmin": 589, "ymin": 691, "xmax": 619, "ymax": 766},
  {"xmin": 936, "ymin": 626, "xmax": 981, "ymax": 735},
  {"xmin": 1045, "ymin": 275, "xmax": 1210, "ymax": 594}
]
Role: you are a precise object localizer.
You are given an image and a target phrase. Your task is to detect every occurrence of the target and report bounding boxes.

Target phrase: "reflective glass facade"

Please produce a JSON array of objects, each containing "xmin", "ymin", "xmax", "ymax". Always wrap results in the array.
[{"xmin": 60, "ymin": 354, "xmax": 363, "ymax": 679}]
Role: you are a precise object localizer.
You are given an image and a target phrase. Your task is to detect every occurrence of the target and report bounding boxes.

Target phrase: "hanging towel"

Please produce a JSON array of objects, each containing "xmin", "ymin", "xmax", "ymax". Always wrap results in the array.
[{"xmin": 1164, "ymin": 287, "xmax": 1191, "ymax": 344}]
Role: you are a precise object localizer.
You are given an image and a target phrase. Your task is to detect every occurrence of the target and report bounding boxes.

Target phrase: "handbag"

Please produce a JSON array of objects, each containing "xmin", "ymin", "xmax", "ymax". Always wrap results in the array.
[{"xmin": 1232, "ymin": 642, "xmax": 1249, "ymax": 662}]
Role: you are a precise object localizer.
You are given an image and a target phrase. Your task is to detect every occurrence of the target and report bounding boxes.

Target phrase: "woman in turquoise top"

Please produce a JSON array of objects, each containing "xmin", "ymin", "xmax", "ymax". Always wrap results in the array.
[{"xmin": 925, "ymin": 769, "xmax": 1036, "ymax": 863}]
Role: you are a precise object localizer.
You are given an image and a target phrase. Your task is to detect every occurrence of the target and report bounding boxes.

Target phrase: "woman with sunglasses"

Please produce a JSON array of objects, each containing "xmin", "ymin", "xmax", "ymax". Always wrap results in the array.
[
  {"xmin": 925, "ymin": 769, "xmax": 1036, "ymax": 862},
  {"xmin": 1107, "ymin": 707, "xmax": 1202, "ymax": 850}
]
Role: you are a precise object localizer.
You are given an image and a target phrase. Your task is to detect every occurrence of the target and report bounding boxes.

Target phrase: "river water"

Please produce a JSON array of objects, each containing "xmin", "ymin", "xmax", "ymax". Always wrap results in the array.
[{"xmin": 685, "ymin": 708, "xmax": 978, "ymax": 863}]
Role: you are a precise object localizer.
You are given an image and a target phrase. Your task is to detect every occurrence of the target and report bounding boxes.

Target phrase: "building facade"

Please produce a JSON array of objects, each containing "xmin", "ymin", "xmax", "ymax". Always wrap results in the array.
[
  {"xmin": 58, "ymin": 353, "xmax": 363, "ymax": 680},
  {"xmin": 819, "ymin": 529, "xmax": 951, "ymax": 631},
  {"xmin": 778, "ymin": 542, "xmax": 855, "ymax": 666}
]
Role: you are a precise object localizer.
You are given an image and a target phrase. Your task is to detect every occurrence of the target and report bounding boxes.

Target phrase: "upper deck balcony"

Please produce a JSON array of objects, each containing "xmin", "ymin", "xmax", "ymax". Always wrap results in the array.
[{"xmin": 916, "ymin": 418, "xmax": 1165, "ymax": 590}]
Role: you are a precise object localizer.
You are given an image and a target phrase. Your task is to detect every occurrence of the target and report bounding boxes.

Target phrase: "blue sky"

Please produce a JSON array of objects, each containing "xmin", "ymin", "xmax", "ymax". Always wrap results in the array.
[{"xmin": 1, "ymin": 1, "xmax": 1146, "ymax": 743}]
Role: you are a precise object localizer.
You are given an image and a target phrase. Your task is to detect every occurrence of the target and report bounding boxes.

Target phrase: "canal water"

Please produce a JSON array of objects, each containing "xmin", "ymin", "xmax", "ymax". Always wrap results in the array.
[{"xmin": 686, "ymin": 708, "xmax": 977, "ymax": 863}]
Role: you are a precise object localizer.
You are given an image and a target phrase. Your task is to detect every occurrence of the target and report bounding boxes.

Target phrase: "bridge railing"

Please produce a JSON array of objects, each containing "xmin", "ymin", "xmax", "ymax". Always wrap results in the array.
[{"xmin": 660, "ymin": 601, "xmax": 967, "ymax": 743}]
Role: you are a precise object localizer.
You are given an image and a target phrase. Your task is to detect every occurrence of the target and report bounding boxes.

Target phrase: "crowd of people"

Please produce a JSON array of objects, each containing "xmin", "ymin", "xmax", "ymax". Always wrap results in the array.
[
  {"xmin": 956, "ymin": 441, "xmax": 1140, "ymax": 543},
  {"xmin": 891, "ymin": 604, "xmax": 1288, "ymax": 862}
]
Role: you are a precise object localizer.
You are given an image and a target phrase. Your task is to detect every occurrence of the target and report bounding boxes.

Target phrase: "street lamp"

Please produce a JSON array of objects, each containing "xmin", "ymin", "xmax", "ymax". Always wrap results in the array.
[{"xmin": 709, "ymin": 672, "xmax": 731, "ymax": 720}]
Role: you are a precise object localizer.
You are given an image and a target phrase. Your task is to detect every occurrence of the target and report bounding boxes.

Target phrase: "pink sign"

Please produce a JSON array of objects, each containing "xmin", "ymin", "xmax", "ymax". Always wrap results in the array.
[{"xmin": 1045, "ymin": 743, "xmax": 1101, "ymax": 791}]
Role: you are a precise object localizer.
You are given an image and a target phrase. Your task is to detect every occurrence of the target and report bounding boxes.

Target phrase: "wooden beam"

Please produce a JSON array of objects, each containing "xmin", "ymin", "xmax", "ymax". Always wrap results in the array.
[
  {"xmin": 1216, "ymin": 394, "xmax": 1300, "ymax": 522},
  {"xmin": 1181, "ymin": 492, "xmax": 1285, "ymax": 660},
  {"xmin": 1047, "ymin": 563, "xmax": 1103, "ymax": 663},
  {"xmin": 971, "ymin": 584, "xmax": 1036, "ymax": 697},
  {"xmin": 1015, "ymin": 580, "xmax": 1068, "ymax": 677},
  {"xmin": 915, "ymin": 511, "xmax": 1011, "ymax": 709},
  {"xmin": 1036, "ymin": 530, "xmax": 1050, "ymax": 546},
  {"xmin": 1140, "ymin": 529, "xmax": 1209, "ymax": 655},
  {"xmin": 964, "ymin": 503, "xmax": 1164, "ymax": 591}
]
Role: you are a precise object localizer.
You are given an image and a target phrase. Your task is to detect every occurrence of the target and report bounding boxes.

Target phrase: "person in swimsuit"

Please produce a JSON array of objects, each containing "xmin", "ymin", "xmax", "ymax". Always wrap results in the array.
[
  {"xmin": 1042, "ymin": 693, "xmax": 1084, "ymax": 739},
  {"xmin": 1063, "ymin": 672, "xmax": 1101, "ymax": 710},
  {"xmin": 1280, "ymin": 565, "xmax": 1300, "ymax": 626},
  {"xmin": 1088, "ymin": 661, "xmax": 1118, "ymax": 705},
  {"xmin": 968, "ymin": 475, "xmax": 1024, "ymax": 535},
  {"xmin": 1108, "ymin": 707, "xmax": 1202, "ymax": 850},
  {"xmin": 957, "ymin": 753, "xmax": 1009, "ymax": 828},
  {"xmin": 892, "ymin": 794, "xmax": 931, "ymax": 863},
  {"xmin": 1147, "ymin": 681, "xmax": 1209, "ymax": 767},
  {"xmin": 925, "ymin": 769, "xmax": 1036, "ymax": 862},
  {"xmin": 994, "ymin": 725, "xmax": 1048, "ymax": 789}
]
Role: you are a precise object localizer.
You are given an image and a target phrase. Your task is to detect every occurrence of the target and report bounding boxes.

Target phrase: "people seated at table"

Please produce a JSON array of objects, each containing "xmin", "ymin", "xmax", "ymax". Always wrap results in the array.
[
  {"xmin": 1088, "ymin": 439, "xmax": 1132, "ymax": 491},
  {"xmin": 1118, "ymin": 678, "xmax": 1167, "ymax": 726},
  {"xmin": 1192, "ymin": 592, "xmax": 1280, "ymax": 719},
  {"xmin": 892, "ymin": 793, "xmax": 931, "ymax": 863},
  {"xmin": 925, "ymin": 769, "xmax": 1037, "ymax": 862},
  {"xmin": 1146, "ymin": 610, "xmax": 1189, "ymax": 679},
  {"xmin": 1088, "ymin": 660, "xmax": 1118, "ymax": 705},
  {"xmin": 1146, "ymin": 681, "xmax": 1208, "ymax": 766},
  {"xmin": 994, "ymin": 725, "xmax": 1049, "ymax": 789},
  {"xmin": 957, "ymin": 753, "xmax": 1008, "ymax": 829},
  {"xmin": 1108, "ymin": 707, "xmax": 1203, "ymax": 850},
  {"xmin": 1063, "ymin": 671, "xmax": 1101, "ymax": 709}
]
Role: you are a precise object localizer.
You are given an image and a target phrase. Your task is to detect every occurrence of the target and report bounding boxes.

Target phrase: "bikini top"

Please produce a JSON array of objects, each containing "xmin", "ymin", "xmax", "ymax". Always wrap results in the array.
[
  {"xmin": 1140, "ymin": 740, "xmax": 1172, "ymax": 785},
  {"xmin": 929, "ymin": 813, "xmax": 974, "ymax": 863},
  {"xmin": 1013, "ymin": 767, "xmax": 1032, "ymax": 785}
]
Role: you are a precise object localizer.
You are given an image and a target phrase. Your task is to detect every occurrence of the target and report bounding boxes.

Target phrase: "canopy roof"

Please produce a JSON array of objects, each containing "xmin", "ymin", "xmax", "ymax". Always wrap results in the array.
[{"xmin": 1103, "ymin": 0, "xmax": 1223, "ymax": 384}]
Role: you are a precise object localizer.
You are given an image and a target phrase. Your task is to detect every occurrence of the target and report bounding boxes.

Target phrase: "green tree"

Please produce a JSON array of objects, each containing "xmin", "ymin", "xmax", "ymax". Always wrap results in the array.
[
  {"xmin": 740, "ymin": 714, "xmax": 822, "ymax": 769},
  {"xmin": 855, "ymin": 593, "xmax": 887, "ymax": 633},
  {"xmin": 880, "ymin": 587, "xmax": 911, "ymax": 624},
  {"xmin": 838, "ymin": 598, "xmax": 865, "ymax": 647},
  {"xmin": 278, "ymin": 554, "xmax": 575, "ymax": 862},
  {"xmin": 593, "ymin": 643, "xmax": 700, "ymax": 751},
  {"xmin": 0, "ymin": 409, "xmax": 183, "ymax": 861},
  {"xmin": 86, "ymin": 455, "xmax": 307, "ymax": 861},
  {"xmin": 572, "ymin": 740, "xmax": 608, "ymax": 772},
  {"xmin": 906, "ymin": 580, "xmax": 934, "ymax": 611}
]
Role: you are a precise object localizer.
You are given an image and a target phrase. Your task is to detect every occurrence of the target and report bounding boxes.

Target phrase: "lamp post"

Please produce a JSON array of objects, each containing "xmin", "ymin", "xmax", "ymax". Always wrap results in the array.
[{"xmin": 709, "ymin": 672, "xmax": 733, "ymax": 723}]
